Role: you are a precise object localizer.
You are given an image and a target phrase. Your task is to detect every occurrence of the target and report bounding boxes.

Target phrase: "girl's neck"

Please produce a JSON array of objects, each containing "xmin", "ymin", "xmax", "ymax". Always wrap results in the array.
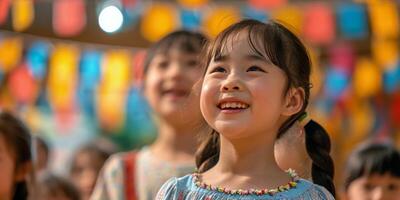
[
  {"xmin": 202, "ymin": 132, "xmax": 291, "ymax": 190},
  {"xmin": 150, "ymin": 120, "xmax": 197, "ymax": 163},
  {"xmin": 216, "ymin": 134, "xmax": 283, "ymax": 176}
]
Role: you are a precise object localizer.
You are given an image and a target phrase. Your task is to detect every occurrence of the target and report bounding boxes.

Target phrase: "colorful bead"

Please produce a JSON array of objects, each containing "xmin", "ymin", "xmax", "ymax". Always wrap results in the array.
[{"xmin": 192, "ymin": 169, "xmax": 299, "ymax": 196}]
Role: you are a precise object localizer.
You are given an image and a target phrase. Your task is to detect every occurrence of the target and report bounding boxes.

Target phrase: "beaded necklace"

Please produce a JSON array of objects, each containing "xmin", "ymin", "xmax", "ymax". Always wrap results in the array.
[{"xmin": 193, "ymin": 169, "xmax": 300, "ymax": 196}]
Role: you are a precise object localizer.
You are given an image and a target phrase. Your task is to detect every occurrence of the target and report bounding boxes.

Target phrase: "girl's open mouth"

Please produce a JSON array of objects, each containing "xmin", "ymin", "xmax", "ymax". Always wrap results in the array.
[{"xmin": 217, "ymin": 101, "xmax": 250, "ymax": 113}]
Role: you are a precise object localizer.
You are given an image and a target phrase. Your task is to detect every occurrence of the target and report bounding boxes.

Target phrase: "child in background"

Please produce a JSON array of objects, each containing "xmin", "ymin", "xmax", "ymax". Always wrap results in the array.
[
  {"xmin": 0, "ymin": 111, "xmax": 33, "ymax": 200},
  {"xmin": 91, "ymin": 30, "xmax": 208, "ymax": 200},
  {"xmin": 38, "ymin": 173, "xmax": 81, "ymax": 200},
  {"xmin": 70, "ymin": 143, "xmax": 111, "ymax": 200},
  {"xmin": 157, "ymin": 19, "xmax": 335, "ymax": 199},
  {"xmin": 343, "ymin": 142, "xmax": 400, "ymax": 200}
]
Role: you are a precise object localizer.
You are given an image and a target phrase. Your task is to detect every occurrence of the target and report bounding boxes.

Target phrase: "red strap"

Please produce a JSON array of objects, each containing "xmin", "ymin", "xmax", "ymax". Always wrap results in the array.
[{"xmin": 124, "ymin": 152, "xmax": 137, "ymax": 200}]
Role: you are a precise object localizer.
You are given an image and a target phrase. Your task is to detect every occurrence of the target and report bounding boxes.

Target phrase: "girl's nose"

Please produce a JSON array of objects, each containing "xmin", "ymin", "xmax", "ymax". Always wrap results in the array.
[{"xmin": 221, "ymin": 75, "xmax": 244, "ymax": 92}]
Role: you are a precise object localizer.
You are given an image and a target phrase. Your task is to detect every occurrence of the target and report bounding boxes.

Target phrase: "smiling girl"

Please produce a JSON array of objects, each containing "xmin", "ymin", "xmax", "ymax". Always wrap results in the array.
[{"xmin": 156, "ymin": 19, "xmax": 335, "ymax": 200}]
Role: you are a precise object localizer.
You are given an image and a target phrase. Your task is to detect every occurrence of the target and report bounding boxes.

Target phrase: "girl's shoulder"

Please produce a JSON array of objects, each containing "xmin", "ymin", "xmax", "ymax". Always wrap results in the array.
[
  {"xmin": 155, "ymin": 174, "xmax": 198, "ymax": 200},
  {"xmin": 287, "ymin": 179, "xmax": 335, "ymax": 200},
  {"xmin": 156, "ymin": 176, "xmax": 335, "ymax": 200}
]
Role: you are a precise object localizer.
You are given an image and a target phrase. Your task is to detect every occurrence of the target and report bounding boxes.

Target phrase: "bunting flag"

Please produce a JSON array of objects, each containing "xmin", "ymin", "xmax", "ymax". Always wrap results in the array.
[
  {"xmin": 272, "ymin": 6, "xmax": 303, "ymax": 34},
  {"xmin": 203, "ymin": 7, "xmax": 240, "ymax": 37},
  {"xmin": 0, "ymin": 37, "xmax": 23, "ymax": 72},
  {"xmin": 12, "ymin": 0, "xmax": 34, "ymax": 32},
  {"xmin": 303, "ymin": 4, "xmax": 335, "ymax": 45},
  {"xmin": 0, "ymin": 0, "xmax": 10, "ymax": 25},
  {"xmin": 53, "ymin": 0, "xmax": 86, "ymax": 37},
  {"xmin": 368, "ymin": 1, "xmax": 399, "ymax": 39},
  {"xmin": 97, "ymin": 50, "xmax": 130, "ymax": 131},
  {"xmin": 337, "ymin": 3, "xmax": 368, "ymax": 39},
  {"xmin": 372, "ymin": 39, "xmax": 399, "ymax": 69},
  {"xmin": 140, "ymin": 4, "xmax": 177, "ymax": 42},
  {"xmin": 47, "ymin": 44, "xmax": 79, "ymax": 111},
  {"xmin": 353, "ymin": 57, "xmax": 382, "ymax": 98}
]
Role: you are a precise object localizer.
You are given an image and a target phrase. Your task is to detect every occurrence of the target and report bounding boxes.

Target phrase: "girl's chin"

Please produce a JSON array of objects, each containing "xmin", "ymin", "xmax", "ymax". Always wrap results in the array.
[{"xmin": 214, "ymin": 127, "xmax": 249, "ymax": 139}]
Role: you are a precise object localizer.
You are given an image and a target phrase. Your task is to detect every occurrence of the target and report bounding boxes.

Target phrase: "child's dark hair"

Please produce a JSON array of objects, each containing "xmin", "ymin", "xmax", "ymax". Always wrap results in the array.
[
  {"xmin": 195, "ymin": 19, "xmax": 335, "ymax": 197},
  {"xmin": 142, "ymin": 30, "xmax": 208, "ymax": 76},
  {"xmin": 0, "ymin": 111, "xmax": 32, "ymax": 200},
  {"xmin": 344, "ymin": 142, "xmax": 400, "ymax": 190},
  {"xmin": 38, "ymin": 173, "xmax": 81, "ymax": 200}
]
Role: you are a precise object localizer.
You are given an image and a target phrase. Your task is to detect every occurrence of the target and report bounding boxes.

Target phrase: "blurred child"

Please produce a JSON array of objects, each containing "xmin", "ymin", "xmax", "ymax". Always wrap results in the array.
[
  {"xmin": 38, "ymin": 173, "xmax": 81, "ymax": 200},
  {"xmin": 343, "ymin": 142, "xmax": 400, "ymax": 200},
  {"xmin": 0, "ymin": 111, "xmax": 33, "ymax": 200},
  {"xmin": 91, "ymin": 30, "xmax": 208, "ymax": 200},
  {"xmin": 157, "ymin": 19, "xmax": 334, "ymax": 199},
  {"xmin": 70, "ymin": 143, "xmax": 111, "ymax": 200}
]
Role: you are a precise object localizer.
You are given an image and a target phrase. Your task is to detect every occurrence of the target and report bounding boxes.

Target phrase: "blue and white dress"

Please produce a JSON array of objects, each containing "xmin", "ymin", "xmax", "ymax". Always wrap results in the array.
[{"xmin": 156, "ymin": 174, "xmax": 335, "ymax": 200}]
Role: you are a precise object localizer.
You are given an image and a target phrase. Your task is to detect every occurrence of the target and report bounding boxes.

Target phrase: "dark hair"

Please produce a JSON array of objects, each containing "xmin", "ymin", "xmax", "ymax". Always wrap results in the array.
[
  {"xmin": 142, "ymin": 30, "xmax": 208, "ymax": 76},
  {"xmin": 38, "ymin": 173, "xmax": 81, "ymax": 200},
  {"xmin": 195, "ymin": 19, "xmax": 335, "ymax": 197},
  {"xmin": 344, "ymin": 142, "xmax": 400, "ymax": 190},
  {"xmin": 0, "ymin": 111, "xmax": 32, "ymax": 200}
]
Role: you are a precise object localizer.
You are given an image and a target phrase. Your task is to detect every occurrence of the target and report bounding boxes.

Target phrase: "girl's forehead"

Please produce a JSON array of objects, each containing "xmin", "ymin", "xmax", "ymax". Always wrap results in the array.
[{"xmin": 212, "ymin": 31, "xmax": 270, "ymax": 62}]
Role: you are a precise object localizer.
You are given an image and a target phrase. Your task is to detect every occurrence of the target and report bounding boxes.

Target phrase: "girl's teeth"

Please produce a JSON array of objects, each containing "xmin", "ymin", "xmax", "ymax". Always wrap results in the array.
[{"xmin": 220, "ymin": 102, "xmax": 248, "ymax": 109}]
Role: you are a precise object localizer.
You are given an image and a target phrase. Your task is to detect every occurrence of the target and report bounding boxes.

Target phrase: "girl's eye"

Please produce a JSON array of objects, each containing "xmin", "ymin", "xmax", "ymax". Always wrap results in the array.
[
  {"xmin": 247, "ymin": 65, "xmax": 266, "ymax": 72},
  {"xmin": 158, "ymin": 61, "xmax": 169, "ymax": 69},
  {"xmin": 210, "ymin": 66, "xmax": 226, "ymax": 73}
]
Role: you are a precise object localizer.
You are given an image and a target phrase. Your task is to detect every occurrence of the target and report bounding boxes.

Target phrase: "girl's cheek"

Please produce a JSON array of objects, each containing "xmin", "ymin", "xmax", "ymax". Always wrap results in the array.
[{"xmin": 200, "ymin": 84, "xmax": 215, "ymax": 116}]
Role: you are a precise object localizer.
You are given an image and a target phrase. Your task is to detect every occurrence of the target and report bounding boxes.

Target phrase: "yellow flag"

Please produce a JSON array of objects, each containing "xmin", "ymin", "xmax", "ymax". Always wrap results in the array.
[
  {"xmin": 353, "ymin": 57, "xmax": 382, "ymax": 98},
  {"xmin": 0, "ymin": 37, "xmax": 23, "ymax": 72},
  {"xmin": 178, "ymin": 0, "xmax": 209, "ymax": 8},
  {"xmin": 140, "ymin": 4, "xmax": 178, "ymax": 42},
  {"xmin": 369, "ymin": 1, "xmax": 399, "ymax": 39},
  {"xmin": 372, "ymin": 39, "xmax": 399, "ymax": 69},
  {"xmin": 272, "ymin": 6, "xmax": 303, "ymax": 35},
  {"xmin": 12, "ymin": 0, "xmax": 34, "ymax": 32},
  {"xmin": 97, "ymin": 50, "xmax": 131, "ymax": 131},
  {"xmin": 48, "ymin": 44, "xmax": 79, "ymax": 110},
  {"xmin": 203, "ymin": 7, "xmax": 240, "ymax": 38}
]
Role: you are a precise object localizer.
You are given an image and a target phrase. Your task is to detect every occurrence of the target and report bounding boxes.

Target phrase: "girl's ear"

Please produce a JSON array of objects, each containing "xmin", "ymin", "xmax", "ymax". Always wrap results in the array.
[
  {"xmin": 14, "ymin": 161, "xmax": 32, "ymax": 182},
  {"xmin": 282, "ymin": 87, "xmax": 305, "ymax": 116}
]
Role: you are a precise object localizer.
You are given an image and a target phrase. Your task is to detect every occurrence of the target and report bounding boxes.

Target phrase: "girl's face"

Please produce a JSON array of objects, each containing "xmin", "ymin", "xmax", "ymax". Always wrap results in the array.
[
  {"xmin": 144, "ymin": 49, "xmax": 203, "ymax": 123},
  {"xmin": 346, "ymin": 174, "xmax": 400, "ymax": 200},
  {"xmin": 0, "ymin": 134, "xmax": 15, "ymax": 200},
  {"xmin": 200, "ymin": 32, "xmax": 297, "ymax": 140}
]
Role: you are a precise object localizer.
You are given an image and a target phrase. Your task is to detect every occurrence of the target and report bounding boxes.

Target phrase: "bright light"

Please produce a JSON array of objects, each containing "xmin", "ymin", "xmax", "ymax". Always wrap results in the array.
[{"xmin": 98, "ymin": 6, "xmax": 124, "ymax": 33}]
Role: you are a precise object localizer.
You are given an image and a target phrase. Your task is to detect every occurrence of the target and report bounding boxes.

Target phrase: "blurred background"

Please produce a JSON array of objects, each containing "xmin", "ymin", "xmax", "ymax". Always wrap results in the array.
[{"xmin": 0, "ymin": 0, "xmax": 399, "ymax": 189}]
